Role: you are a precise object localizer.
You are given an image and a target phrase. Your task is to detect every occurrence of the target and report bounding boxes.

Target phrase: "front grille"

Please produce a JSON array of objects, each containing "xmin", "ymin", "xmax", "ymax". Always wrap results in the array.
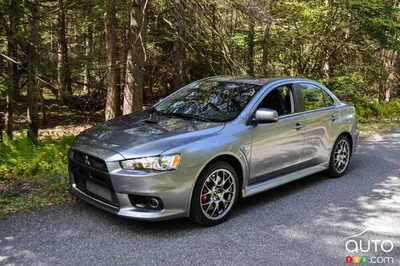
[
  {"xmin": 69, "ymin": 150, "xmax": 119, "ymax": 207},
  {"xmin": 73, "ymin": 151, "xmax": 108, "ymax": 172}
]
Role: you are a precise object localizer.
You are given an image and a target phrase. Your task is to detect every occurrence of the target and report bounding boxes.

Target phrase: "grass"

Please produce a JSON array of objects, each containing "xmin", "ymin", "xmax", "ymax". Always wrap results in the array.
[
  {"xmin": 359, "ymin": 118, "xmax": 399, "ymax": 137},
  {"xmin": 0, "ymin": 175, "xmax": 74, "ymax": 215}
]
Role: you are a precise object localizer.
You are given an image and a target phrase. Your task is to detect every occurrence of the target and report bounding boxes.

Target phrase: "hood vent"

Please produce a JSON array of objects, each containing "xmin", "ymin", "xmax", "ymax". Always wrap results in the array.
[{"xmin": 141, "ymin": 119, "xmax": 158, "ymax": 124}]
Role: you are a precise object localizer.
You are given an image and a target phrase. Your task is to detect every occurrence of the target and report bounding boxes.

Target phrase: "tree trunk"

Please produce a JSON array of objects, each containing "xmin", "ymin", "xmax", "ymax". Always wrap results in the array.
[
  {"xmin": 120, "ymin": 28, "xmax": 129, "ymax": 106},
  {"xmin": 385, "ymin": 86, "xmax": 392, "ymax": 102},
  {"xmin": 83, "ymin": 23, "xmax": 93, "ymax": 94},
  {"xmin": 26, "ymin": 0, "xmax": 40, "ymax": 139},
  {"xmin": 381, "ymin": 49, "xmax": 397, "ymax": 102},
  {"xmin": 123, "ymin": 0, "xmax": 148, "ymax": 115},
  {"xmin": 247, "ymin": 1, "xmax": 255, "ymax": 76},
  {"xmin": 262, "ymin": 0, "xmax": 274, "ymax": 76},
  {"xmin": 104, "ymin": 0, "xmax": 122, "ymax": 120},
  {"xmin": 172, "ymin": 0, "xmax": 185, "ymax": 91},
  {"xmin": 211, "ymin": 3, "xmax": 216, "ymax": 70},
  {"xmin": 6, "ymin": 0, "xmax": 21, "ymax": 139},
  {"xmin": 385, "ymin": 51, "xmax": 398, "ymax": 102},
  {"xmin": 57, "ymin": 0, "xmax": 72, "ymax": 104}
]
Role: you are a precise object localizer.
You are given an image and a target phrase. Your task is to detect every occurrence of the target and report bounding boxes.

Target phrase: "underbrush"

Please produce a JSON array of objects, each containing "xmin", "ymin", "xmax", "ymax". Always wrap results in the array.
[
  {"xmin": 0, "ymin": 134, "xmax": 75, "ymax": 214},
  {"xmin": 354, "ymin": 99, "xmax": 399, "ymax": 136},
  {"xmin": 0, "ymin": 134, "xmax": 74, "ymax": 181},
  {"xmin": 355, "ymin": 98, "xmax": 400, "ymax": 122},
  {"xmin": 358, "ymin": 119, "xmax": 399, "ymax": 137},
  {"xmin": 0, "ymin": 175, "xmax": 73, "ymax": 215}
]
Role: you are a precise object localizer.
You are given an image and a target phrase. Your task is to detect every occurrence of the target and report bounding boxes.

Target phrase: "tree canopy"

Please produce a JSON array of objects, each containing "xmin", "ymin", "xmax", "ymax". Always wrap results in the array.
[{"xmin": 1, "ymin": 0, "xmax": 399, "ymax": 139}]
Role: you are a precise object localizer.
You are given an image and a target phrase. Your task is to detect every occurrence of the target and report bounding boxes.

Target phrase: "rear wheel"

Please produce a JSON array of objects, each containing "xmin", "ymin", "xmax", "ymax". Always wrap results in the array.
[
  {"xmin": 189, "ymin": 161, "xmax": 239, "ymax": 226},
  {"xmin": 328, "ymin": 135, "xmax": 351, "ymax": 178}
]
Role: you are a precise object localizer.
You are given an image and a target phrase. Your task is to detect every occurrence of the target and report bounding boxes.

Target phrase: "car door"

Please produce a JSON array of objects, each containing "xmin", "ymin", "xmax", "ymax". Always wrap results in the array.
[
  {"xmin": 249, "ymin": 84, "xmax": 305, "ymax": 185},
  {"xmin": 296, "ymin": 83, "xmax": 340, "ymax": 166}
]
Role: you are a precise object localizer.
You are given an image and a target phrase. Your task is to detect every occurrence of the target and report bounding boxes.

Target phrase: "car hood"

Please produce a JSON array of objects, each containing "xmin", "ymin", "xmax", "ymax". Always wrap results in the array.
[{"xmin": 73, "ymin": 111, "xmax": 225, "ymax": 159}]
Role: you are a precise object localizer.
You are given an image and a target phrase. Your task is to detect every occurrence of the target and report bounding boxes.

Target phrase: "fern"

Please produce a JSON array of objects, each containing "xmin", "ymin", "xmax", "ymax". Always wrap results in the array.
[{"xmin": 0, "ymin": 134, "xmax": 75, "ymax": 181}]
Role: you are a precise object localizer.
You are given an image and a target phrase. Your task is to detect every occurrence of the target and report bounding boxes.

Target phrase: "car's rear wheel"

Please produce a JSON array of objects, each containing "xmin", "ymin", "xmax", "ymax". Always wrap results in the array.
[
  {"xmin": 328, "ymin": 135, "xmax": 351, "ymax": 178},
  {"xmin": 190, "ymin": 161, "xmax": 239, "ymax": 226}
]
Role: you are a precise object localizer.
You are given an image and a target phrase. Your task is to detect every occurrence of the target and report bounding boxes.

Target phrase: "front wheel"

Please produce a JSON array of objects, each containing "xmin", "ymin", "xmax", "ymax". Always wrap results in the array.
[
  {"xmin": 189, "ymin": 161, "xmax": 239, "ymax": 226},
  {"xmin": 328, "ymin": 135, "xmax": 351, "ymax": 178}
]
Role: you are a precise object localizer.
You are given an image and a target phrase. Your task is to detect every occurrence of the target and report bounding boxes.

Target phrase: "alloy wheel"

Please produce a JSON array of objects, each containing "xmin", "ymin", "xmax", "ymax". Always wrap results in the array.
[
  {"xmin": 333, "ymin": 139, "xmax": 350, "ymax": 174},
  {"xmin": 200, "ymin": 169, "xmax": 236, "ymax": 220}
]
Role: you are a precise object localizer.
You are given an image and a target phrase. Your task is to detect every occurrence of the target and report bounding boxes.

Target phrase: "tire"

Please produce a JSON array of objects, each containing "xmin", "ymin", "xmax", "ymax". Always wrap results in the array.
[
  {"xmin": 189, "ymin": 161, "xmax": 239, "ymax": 226},
  {"xmin": 328, "ymin": 135, "xmax": 351, "ymax": 178}
]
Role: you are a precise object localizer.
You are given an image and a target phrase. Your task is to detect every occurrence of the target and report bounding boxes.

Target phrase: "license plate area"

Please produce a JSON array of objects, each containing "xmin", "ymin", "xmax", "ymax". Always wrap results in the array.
[{"xmin": 86, "ymin": 180, "xmax": 112, "ymax": 202}]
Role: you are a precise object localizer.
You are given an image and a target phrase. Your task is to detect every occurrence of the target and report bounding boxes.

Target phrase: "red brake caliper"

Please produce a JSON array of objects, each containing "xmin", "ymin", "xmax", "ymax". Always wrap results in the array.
[{"xmin": 202, "ymin": 188, "xmax": 208, "ymax": 203}]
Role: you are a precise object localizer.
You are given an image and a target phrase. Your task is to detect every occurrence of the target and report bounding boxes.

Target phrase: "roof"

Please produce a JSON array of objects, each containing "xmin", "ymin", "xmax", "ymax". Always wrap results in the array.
[{"xmin": 205, "ymin": 75, "xmax": 312, "ymax": 86}]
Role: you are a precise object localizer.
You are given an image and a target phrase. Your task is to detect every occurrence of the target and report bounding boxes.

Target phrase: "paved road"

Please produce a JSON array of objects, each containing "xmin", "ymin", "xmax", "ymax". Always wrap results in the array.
[{"xmin": 1, "ymin": 130, "xmax": 400, "ymax": 266}]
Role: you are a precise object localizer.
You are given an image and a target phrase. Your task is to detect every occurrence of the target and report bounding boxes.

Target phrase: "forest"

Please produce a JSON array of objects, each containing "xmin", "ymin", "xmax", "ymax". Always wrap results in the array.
[{"xmin": 0, "ymin": 0, "xmax": 399, "ymax": 212}]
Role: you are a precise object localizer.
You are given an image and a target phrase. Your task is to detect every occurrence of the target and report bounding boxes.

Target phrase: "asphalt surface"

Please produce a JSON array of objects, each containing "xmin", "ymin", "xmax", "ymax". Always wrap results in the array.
[{"xmin": 1, "ymin": 130, "xmax": 400, "ymax": 266}]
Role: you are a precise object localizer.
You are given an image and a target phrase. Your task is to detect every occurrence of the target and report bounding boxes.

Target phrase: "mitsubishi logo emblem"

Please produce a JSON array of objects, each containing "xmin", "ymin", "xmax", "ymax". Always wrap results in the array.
[{"xmin": 84, "ymin": 155, "xmax": 91, "ymax": 166}]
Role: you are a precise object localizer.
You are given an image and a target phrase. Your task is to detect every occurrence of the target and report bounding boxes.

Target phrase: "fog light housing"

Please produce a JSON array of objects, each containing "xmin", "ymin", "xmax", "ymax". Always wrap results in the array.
[
  {"xmin": 148, "ymin": 198, "xmax": 160, "ymax": 209},
  {"xmin": 128, "ymin": 195, "xmax": 164, "ymax": 210}
]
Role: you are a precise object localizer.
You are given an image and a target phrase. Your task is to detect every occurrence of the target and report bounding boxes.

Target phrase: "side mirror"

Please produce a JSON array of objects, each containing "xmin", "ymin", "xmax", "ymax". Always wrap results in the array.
[{"xmin": 253, "ymin": 108, "xmax": 279, "ymax": 124}]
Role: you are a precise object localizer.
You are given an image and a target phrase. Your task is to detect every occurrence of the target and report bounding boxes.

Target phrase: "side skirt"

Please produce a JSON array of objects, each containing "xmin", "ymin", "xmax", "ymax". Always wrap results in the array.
[{"xmin": 241, "ymin": 161, "xmax": 329, "ymax": 198}]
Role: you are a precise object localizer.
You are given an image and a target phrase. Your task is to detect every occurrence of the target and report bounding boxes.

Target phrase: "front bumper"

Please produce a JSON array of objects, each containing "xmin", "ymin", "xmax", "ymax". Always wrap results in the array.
[
  {"xmin": 68, "ymin": 184, "xmax": 186, "ymax": 221},
  {"xmin": 67, "ymin": 147, "xmax": 199, "ymax": 221}
]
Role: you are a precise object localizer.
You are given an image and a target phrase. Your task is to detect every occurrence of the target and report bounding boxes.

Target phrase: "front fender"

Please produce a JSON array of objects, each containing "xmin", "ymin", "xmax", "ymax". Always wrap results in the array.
[{"xmin": 161, "ymin": 118, "xmax": 252, "ymax": 216}]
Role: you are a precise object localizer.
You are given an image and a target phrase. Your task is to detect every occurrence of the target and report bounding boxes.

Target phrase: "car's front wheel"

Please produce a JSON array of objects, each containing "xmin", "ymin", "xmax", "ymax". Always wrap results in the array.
[
  {"xmin": 328, "ymin": 135, "xmax": 351, "ymax": 178},
  {"xmin": 190, "ymin": 161, "xmax": 239, "ymax": 226}
]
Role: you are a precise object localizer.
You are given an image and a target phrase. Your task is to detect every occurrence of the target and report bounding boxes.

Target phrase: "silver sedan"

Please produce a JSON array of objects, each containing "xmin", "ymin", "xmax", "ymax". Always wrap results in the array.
[{"xmin": 68, "ymin": 76, "xmax": 358, "ymax": 225}]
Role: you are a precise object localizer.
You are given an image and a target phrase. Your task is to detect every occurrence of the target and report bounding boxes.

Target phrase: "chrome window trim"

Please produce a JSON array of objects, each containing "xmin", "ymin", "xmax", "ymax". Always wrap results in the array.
[
  {"xmin": 257, "ymin": 106, "xmax": 336, "ymax": 121},
  {"xmin": 245, "ymin": 80, "xmax": 339, "ymax": 122},
  {"xmin": 298, "ymin": 105, "xmax": 337, "ymax": 115},
  {"xmin": 278, "ymin": 112, "xmax": 304, "ymax": 120}
]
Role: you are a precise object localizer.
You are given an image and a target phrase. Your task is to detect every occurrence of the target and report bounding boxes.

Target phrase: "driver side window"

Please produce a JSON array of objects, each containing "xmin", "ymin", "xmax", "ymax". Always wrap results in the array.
[{"xmin": 256, "ymin": 85, "xmax": 295, "ymax": 116}]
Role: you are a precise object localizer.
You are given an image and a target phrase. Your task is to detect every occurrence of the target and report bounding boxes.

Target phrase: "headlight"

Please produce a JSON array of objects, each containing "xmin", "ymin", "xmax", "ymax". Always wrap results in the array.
[{"xmin": 120, "ymin": 154, "xmax": 181, "ymax": 171}]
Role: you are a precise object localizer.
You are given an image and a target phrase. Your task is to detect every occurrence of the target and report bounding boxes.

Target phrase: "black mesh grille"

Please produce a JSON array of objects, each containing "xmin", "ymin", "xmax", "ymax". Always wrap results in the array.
[{"xmin": 69, "ymin": 150, "xmax": 119, "ymax": 207}]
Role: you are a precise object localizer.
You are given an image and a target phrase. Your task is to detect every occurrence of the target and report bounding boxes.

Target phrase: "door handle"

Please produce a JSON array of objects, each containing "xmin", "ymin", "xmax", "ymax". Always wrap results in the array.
[
  {"xmin": 294, "ymin": 122, "xmax": 303, "ymax": 130},
  {"xmin": 331, "ymin": 113, "xmax": 337, "ymax": 121}
]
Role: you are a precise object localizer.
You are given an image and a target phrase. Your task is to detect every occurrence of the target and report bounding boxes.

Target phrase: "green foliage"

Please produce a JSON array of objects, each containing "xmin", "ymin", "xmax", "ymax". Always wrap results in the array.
[
  {"xmin": 358, "ymin": 118, "xmax": 400, "ymax": 137},
  {"xmin": 2, "ymin": 0, "xmax": 400, "ymax": 104},
  {"xmin": 320, "ymin": 73, "xmax": 368, "ymax": 102},
  {"xmin": 0, "ymin": 134, "xmax": 75, "ymax": 181},
  {"xmin": 0, "ymin": 134, "xmax": 75, "ymax": 214},
  {"xmin": 355, "ymin": 99, "xmax": 400, "ymax": 122}
]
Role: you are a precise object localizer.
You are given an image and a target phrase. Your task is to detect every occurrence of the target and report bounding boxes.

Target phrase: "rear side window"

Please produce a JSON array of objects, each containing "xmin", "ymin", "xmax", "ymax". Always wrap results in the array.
[
  {"xmin": 300, "ymin": 84, "xmax": 325, "ymax": 111},
  {"xmin": 322, "ymin": 89, "xmax": 335, "ymax": 107}
]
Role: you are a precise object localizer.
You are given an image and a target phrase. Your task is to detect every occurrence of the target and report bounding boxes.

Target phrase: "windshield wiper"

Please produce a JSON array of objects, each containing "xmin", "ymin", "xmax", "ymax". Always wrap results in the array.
[
  {"xmin": 146, "ymin": 107, "xmax": 159, "ymax": 114},
  {"xmin": 159, "ymin": 112, "xmax": 218, "ymax": 122}
]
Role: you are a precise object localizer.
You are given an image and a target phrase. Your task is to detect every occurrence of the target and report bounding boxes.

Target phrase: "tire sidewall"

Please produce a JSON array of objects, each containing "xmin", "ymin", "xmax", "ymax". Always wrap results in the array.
[
  {"xmin": 328, "ymin": 135, "xmax": 351, "ymax": 178},
  {"xmin": 190, "ymin": 161, "xmax": 239, "ymax": 226}
]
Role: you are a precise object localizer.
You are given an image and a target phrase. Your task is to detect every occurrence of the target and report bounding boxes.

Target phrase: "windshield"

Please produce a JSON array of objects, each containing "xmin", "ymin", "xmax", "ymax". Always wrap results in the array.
[{"xmin": 153, "ymin": 80, "xmax": 262, "ymax": 122}]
